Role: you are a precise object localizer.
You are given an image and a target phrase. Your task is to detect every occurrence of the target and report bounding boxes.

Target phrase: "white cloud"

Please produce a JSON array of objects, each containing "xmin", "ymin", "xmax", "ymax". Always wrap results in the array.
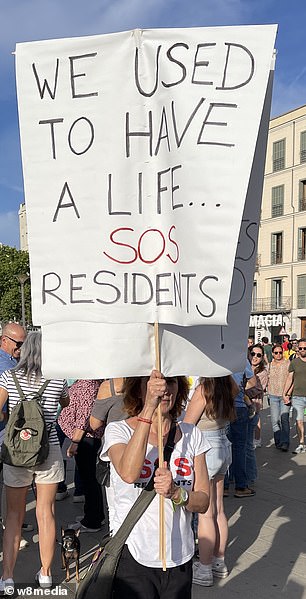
[{"xmin": 0, "ymin": 211, "xmax": 20, "ymax": 248}]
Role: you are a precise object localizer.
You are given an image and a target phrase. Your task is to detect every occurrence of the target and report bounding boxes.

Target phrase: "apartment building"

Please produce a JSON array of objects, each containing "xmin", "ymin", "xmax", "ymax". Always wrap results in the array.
[{"xmin": 250, "ymin": 104, "xmax": 306, "ymax": 342}]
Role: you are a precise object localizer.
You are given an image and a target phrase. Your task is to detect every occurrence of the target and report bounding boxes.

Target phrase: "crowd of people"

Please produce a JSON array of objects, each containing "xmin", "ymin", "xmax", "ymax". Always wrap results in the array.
[
  {"xmin": 248, "ymin": 334, "xmax": 306, "ymax": 455},
  {"xmin": 0, "ymin": 324, "xmax": 305, "ymax": 596}
]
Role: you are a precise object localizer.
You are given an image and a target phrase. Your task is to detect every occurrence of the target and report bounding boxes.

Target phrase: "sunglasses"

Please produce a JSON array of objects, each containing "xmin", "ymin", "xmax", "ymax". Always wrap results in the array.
[
  {"xmin": 4, "ymin": 335, "xmax": 24, "ymax": 349},
  {"xmin": 251, "ymin": 352, "xmax": 263, "ymax": 358},
  {"xmin": 298, "ymin": 347, "xmax": 306, "ymax": 350},
  {"xmin": 273, "ymin": 351, "xmax": 283, "ymax": 355}
]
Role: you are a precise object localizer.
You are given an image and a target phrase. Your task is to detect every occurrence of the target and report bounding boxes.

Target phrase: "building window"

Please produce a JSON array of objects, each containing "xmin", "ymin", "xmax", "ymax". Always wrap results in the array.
[
  {"xmin": 299, "ymin": 179, "xmax": 306, "ymax": 211},
  {"xmin": 273, "ymin": 139, "xmax": 285, "ymax": 171},
  {"xmin": 298, "ymin": 228, "xmax": 306, "ymax": 261},
  {"xmin": 301, "ymin": 131, "xmax": 306, "ymax": 163},
  {"xmin": 271, "ymin": 232, "xmax": 283, "ymax": 264},
  {"xmin": 297, "ymin": 275, "xmax": 306, "ymax": 309},
  {"xmin": 271, "ymin": 185, "xmax": 284, "ymax": 217},
  {"xmin": 271, "ymin": 279, "xmax": 282, "ymax": 309}
]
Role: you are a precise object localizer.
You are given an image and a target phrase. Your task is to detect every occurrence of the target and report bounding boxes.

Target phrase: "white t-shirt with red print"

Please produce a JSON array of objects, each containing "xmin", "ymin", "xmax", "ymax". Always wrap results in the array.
[{"xmin": 101, "ymin": 420, "xmax": 210, "ymax": 568}]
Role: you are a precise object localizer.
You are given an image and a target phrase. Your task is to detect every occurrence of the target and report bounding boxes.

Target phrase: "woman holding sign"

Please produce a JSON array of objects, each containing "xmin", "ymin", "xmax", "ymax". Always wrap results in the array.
[{"xmin": 101, "ymin": 370, "xmax": 210, "ymax": 599}]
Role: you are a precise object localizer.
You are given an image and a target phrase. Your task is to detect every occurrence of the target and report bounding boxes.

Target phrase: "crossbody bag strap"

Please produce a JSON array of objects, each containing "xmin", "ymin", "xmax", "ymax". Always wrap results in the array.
[
  {"xmin": 106, "ymin": 422, "xmax": 177, "ymax": 555},
  {"xmin": 11, "ymin": 372, "xmax": 50, "ymax": 402},
  {"xmin": 36, "ymin": 379, "xmax": 50, "ymax": 400},
  {"xmin": 11, "ymin": 371, "xmax": 26, "ymax": 400}
]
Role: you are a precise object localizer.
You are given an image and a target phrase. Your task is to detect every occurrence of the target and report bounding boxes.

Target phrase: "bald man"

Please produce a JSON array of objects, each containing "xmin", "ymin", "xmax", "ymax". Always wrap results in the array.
[
  {"xmin": 0, "ymin": 323, "xmax": 25, "ymax": 441},
  {"xmin": 0, "ymin": 323, "xmax": 26, "ymax": 370},
  {"xmin": 0, "ymin": 322, "xmax": 30, "ymax": 548}
]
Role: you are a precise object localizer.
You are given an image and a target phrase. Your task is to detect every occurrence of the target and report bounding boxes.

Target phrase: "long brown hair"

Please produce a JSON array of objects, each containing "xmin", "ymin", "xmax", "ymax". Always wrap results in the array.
[
  {"xmin": 199, "ymin": 376, "xmax": 236, "ymax": 422},
  {"xmin": 250, "ymin": 343, "xmax": 266, "ymax": 375},
  {"xmin": 122, "ymin": 376, "xmax": 189, "ymax": 419}
]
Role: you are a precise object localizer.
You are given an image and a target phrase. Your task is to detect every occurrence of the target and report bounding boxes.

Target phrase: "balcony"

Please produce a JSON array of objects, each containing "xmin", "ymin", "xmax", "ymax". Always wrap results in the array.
[
  {"xmin": 271, "ymin": 251, "xmax": 282, "ymax": 265},
  {"xmin": 271, "ymin": 204, "xmax": 284, "ymax": 218},
  {"xmin": 300, "ymin": 149, "xmax": 306, "ymax": 163},
  {"xmin": 251, "ymin": 297, "xmax": 292, "ymax": 313},
  {"xmin": 273, "ymin": 157, "xmax": 285, "ymax": 172}
]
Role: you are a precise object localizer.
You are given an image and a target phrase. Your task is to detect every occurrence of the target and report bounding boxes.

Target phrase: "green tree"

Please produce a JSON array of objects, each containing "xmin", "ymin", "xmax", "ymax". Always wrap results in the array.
[{"xmin": 0, "ymin": 245, "xmax": 32, "ymax": 326}]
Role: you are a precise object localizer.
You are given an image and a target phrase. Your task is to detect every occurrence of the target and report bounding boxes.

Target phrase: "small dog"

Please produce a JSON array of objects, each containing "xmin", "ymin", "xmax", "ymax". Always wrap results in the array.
[{"xmin": 61, "ymin": 527, "xmax": 81, "ymax": 582}]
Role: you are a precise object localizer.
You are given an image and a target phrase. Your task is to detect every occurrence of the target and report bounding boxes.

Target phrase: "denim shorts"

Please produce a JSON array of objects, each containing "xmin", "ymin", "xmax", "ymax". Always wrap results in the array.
[
  {"xmin": 201, "ymin": 428, "xmax": 232, "ymax": 480},
  {"xmin": 291, "ymin": 396, "xmax": 306, "ymax": 421}
]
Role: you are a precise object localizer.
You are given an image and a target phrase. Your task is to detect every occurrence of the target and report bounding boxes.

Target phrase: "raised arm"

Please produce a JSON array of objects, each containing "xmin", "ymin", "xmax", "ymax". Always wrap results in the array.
[
  {"xmin": 108, "ymin": 371, "xmax": 166, "ymax": 483},
  {"xmin": 154, "ymin": 452, "xmax": 210, "ymax": 514}
]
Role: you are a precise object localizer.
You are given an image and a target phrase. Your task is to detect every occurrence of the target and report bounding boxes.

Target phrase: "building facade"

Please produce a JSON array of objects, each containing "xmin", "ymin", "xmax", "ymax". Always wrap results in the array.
[
  {"xmin": 251, "ymin": 104, "xmax": 306, "ymax": 342},
  {"xmin": 19, "ymin": 202, "xmax": 28, "ymax": 251}
]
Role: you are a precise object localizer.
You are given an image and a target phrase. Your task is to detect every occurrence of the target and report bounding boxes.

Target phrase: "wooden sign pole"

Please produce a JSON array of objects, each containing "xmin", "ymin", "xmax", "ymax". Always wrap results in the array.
[{"xmin": 154, "ymin": 322, "xmax": 166, "ymax": 571}]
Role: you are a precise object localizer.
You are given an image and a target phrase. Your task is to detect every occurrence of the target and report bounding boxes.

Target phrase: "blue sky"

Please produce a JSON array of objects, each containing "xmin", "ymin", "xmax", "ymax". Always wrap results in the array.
[{"xmin": 1, "ymin": 0, "xmax": 306, "ymax": 248}]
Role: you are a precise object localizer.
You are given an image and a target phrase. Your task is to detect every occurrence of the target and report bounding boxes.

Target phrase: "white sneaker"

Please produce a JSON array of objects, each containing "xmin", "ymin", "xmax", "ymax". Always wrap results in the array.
[
  {"xmin": 36, "ymin": 569, "xmax": 52, "ymax": 589},
  {"xmin": 253, "ymin": 439, "xmax": 262, "ymax": 449},
  {"xmin": 19, "ymin": 537, "xmax": 29, "ymax": 550},
  {"xmin": 0, "ymin": 578, "xmax": 15, "ymax": 595},
  {"xmin": 292, "ymin": 444, "xmax": 305, "ymax": 454},
  {"xmin": 192, "ymin": 563, "xmax": 213, "ymax": 586},
  {"xmin": 212, "ymin": 557, "xmax": 229, "ymax": 578}
]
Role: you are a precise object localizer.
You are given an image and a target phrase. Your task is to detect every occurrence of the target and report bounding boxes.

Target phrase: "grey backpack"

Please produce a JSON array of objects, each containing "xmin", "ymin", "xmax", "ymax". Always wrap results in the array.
[{"xmin": 1, "ymin": 372, "xmax": 51, "ymax": 467}]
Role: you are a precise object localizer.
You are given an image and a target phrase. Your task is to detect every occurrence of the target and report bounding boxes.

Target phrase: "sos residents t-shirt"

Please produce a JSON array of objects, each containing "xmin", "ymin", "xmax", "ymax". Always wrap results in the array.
[{"xmin": 101, "ymin": 421, "xmax": 210, "ymax": 568}]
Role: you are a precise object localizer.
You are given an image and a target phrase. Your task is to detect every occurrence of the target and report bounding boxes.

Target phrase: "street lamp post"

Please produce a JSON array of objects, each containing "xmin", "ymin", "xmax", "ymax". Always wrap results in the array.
[{"xmin": 16, "ymin": 273, "xmax": 29, "ymax": 328}]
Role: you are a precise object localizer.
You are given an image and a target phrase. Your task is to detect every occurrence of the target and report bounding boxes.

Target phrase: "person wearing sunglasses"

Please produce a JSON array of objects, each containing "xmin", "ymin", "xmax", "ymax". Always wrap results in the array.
[
  {"xmin": 0, "ymin": 332, "xmax": 69, "ymax": 593},
  {"xmin": 0, "ymin": 323, "xmax": 26, "ymax": 367},
  {"xmin": 283, "ymin": 339, "xmax": 306, "ymax": 454},
  {"xmin": 289, "ymin": 339, "xmax": 299, "ymax": 361},
  {"xmin": 267, "ymin": 344, "xmax": 290, "ymax": 451},
  {"xmin": 0, "ymin": 323, "xmax": 32, "ymax": 550},
  {"xmin": 249, "ymin": 345, "xmax": 268, "ymax": 459},
  {"xmin": 0, "ymin": 323, "xmax": 26, "ymax": 445}
]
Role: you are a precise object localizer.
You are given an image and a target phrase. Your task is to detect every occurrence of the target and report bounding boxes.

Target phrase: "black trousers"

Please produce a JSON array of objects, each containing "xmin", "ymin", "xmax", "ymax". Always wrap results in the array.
[
  {"xmin": 114, "ymin": 545, "xmax": 192, "ymax": 599},
  {"xmin": 74, "ymin": 436, "xmax": 104, "ymax": 528}
]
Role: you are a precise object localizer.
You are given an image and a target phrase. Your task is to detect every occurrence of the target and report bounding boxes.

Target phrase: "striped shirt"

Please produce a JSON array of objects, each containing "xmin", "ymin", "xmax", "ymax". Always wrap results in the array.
[{"xmin": 0, "ymin": 370, "xmax": 69, "ymax": 445}]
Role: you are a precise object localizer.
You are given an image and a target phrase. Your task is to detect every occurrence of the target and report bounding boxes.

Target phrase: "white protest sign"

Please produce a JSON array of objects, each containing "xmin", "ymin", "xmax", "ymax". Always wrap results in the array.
[
  {"xmin": 16, "ymin": 25, "xmax": 276, "ymax": 328},
  {"xmin": 41, "ymin": 65, "xmax": 275, "ymax": 379},
  {"xmin": 161, "ymin": 68, "xmax": 275, "ymax": 376}
]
